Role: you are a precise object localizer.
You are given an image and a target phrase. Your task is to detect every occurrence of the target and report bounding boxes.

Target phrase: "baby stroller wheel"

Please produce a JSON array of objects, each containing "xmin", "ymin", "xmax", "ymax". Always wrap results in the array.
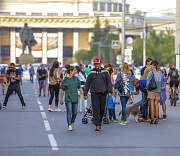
[
  {"xmin": 82, "ymin": 118, "xmax": 88, "ymax": 124},
  {"xmin": 91, "ymin": 118, "xmax": 94, "ymax": 124},
  {"xmin": 103, "ymin": 117, "xmax": 109, "ymax": 124}
]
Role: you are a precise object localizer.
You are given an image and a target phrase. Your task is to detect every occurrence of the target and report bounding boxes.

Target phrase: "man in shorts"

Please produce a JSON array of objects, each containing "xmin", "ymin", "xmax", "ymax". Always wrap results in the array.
[
  {"xmin": 37, "ymin": 64, "xmax": 47, "ymax": 97},
  {"xmin": 168, "ymin": 67, "xmax": 179, "ymax": 100}
]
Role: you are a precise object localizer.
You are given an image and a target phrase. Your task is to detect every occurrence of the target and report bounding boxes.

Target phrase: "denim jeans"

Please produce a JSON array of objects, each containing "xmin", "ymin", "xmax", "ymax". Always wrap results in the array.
[
  {"xmin": 30, "ymin": 74, "xmax": 34, "ymax": 83},
  {"xmin": 134, "ymin": 92, "xmax": 149, "ymax": 120},
  {"xmin": 120, "ymin": 96, "xmax": 130, "ymax": 121},
  {"xmin": 65, "ymin": 102, "xmax": 78, "ymax": 126},
  {"xmin": 108, "ymin": 108, "xmax": 116, "ymax": 120}
]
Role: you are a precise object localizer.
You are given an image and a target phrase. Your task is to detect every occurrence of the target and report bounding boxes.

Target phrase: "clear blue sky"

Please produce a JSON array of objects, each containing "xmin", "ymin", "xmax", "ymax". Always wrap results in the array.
[{"xmin": 127, "ymin": 0, "xmax": 176, "ymax": 14}]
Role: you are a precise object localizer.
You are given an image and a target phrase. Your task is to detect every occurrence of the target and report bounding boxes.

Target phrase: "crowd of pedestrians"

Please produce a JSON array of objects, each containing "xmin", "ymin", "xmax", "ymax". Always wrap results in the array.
[{"xmin": 0, "ymin": 57, "xmax": 179, "ymax": 131}]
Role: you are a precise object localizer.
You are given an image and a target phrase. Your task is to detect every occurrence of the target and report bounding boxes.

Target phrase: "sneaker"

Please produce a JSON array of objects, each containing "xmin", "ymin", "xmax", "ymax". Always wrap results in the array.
[
  {"xmin": 163, "ymin": 115, "xmax": 167, "ymax": 120},
  {"xmin": 39, "ymin": 94, "xmax": 41, "ymax": 97},
  {"xmin": 168, "ymin": 96, "xmax": 171, "ymax": 100},
  {"xmin": 84, "ymin": 109, "xmax": 87, "ymax": 112},
  {"xmin": 79, "ymin": 110, "xmax": 82, "ymax": 113},
  {"xmin": 44, "ymin": 94, "xmax": 46, "ymax": 97},
  {"xmin": 22, "ymin": 105, "xmax": 26, "ymax": 110},
  {"xmin": 119, "ymin": 121, "xmax": 127, "ymax": 125},
  {"xmin": 71, "ymin": 123, "xmax": 75, "ymax": 130},
  {"xmin": 109, "ymin": 119, "xmax": 113, "ymax": 123},
  {"xmin": 55, "ymin": 109, "xmax": 61, "ymax": 112},
  {"xmin": 48, "ymin": 108, "xmax": 54, "ymax": 112},
  {"xmin": 113, "ymin": 119, "xmax": 119, "ymax": 122},
  {"xmin": 2, "ymin": 105, "xmax": 6, "ymax": 109},
  {"xmin": 177, "ymin": 96, "xmax": 179, "ymax": 100},
  {"xmin": 68, "ymin": 125, "xmax": 73, "ymax": 131},
  {"xmin": 95, "ymin": 126, "xmax": 101, "ymax": 131}
]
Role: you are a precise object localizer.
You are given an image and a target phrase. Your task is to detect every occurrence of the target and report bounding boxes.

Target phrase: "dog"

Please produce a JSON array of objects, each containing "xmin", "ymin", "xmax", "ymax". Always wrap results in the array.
[{"xmin": 118, "ymin": 106, "xmax": 140, "ymax": 123}]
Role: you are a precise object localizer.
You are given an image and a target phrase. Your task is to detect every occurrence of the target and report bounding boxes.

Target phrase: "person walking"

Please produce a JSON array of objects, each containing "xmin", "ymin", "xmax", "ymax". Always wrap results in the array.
[
  {"xmin": 115, "ymin": 62, "xmax": 134, "ymax": 126},
  {"xmin": 29, "ymin": 66, "xmax": 35, "ymax": 83},
  {"xmin": 60, "ymin": 65, "xmax": 84, "ymax": 131},
  {"xmin": 48, "ymin": 61, "xmax": 62, "ymax": 112},
  {"xmin": 84, "ymin": 58, "xmax": 112, "ymax": 131},
  {"xmin": 37, "ymin": 64, "xmax": 47, "ymax": 97},
  {"xmin": 2, "ymin": 63, "xmax": 26, "ymax": 109},
  {"xmin": 47, "ymin": 66, "xmax": 51, "ymax": 97},
  {"xmin": 75, "ymin": 66, "xmax": 87, "ymax": 112},
  {"xmin": 18, "ymin": 64, "xmax": 23, "ymax": 85},
  {"xmin": 146, "ymin": 63, "xmax": 163, "ymax": 124}
]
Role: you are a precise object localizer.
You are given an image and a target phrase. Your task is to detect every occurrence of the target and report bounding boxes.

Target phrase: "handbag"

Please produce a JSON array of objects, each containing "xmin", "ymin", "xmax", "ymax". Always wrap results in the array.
[
  {"xmin": 115, "ymin": 72, "xmax": 124, "ymax": 93},
  {"xmin": 147, "ymin": 72, "xmax": 157, "ymax": 91}
]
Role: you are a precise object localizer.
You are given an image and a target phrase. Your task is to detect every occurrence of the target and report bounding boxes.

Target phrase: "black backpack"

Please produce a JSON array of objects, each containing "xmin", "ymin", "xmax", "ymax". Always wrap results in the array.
[{"xmin": 115, "ymin": 72, "xmax": 124, "ymax": 93}]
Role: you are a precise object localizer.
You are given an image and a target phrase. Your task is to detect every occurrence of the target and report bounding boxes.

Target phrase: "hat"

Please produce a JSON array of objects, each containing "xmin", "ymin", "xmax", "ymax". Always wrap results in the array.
[{"xmin": 94, "ymin": 58, "xmax": 102, "ymax": 64}]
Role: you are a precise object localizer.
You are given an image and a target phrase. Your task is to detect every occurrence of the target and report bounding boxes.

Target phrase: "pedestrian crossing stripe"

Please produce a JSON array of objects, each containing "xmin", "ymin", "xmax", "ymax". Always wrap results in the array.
[{"xmin": 111, "ymin": 40, "xmax": 120, "ymax": 49}]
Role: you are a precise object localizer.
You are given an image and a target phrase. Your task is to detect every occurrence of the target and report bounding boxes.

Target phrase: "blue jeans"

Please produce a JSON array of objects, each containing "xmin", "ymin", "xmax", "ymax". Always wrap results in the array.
[
  {"xmin": 66, "ymin": 102, "xmax": 78, "ymax": 126},
  {"xmin": 30, "ymin": 74, "xmax": 34, "ymax": 82},
  {"xmin": 120, "ymin": 96, "xmax": 130, "ymax": 121},
  {"xmin": 108, "ymin": 108, "xmax": 116, "ymax": 120},
  {"xmin": 133, "ymin": 92, "xmax": 150, "ymax": 119}
]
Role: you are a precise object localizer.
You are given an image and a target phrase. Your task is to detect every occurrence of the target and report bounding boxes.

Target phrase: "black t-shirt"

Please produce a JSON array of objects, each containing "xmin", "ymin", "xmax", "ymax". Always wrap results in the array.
[
  {"xmin": 168, "ymin": 71, "xmax": 179, "ymax": 81},
  {"xmin": 38, "ymin": 69, "xmax": 47, "ymax": 80},
  {"xmin": 7, "ymin": 69, "xmax": 20, "ymax": 85},
  {"xmin": 141, "ymin": 66, "xmax": 146, "ymax": 76}
]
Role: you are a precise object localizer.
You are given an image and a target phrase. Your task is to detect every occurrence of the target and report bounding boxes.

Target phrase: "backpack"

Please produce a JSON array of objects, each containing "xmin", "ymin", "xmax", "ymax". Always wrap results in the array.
[{"xmin": 172, "ymin": 71, "xmax": 178, "ymax": 78}]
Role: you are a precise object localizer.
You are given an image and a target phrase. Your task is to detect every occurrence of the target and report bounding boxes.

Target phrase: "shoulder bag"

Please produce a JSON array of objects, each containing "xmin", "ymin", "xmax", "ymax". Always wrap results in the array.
[{"xmin": 147, "ymin": 72, "xmax": 157, "ymax": 91}]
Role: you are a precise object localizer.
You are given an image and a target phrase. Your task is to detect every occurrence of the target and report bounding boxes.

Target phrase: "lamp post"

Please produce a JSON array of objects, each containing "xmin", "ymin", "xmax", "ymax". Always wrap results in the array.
[
  {"xmin": 143, "ymin": 12, "xmax": 146, "ymax": 66},
  {"xmin": 121, "ymin": 0, "xmax": 126, "ymax": 64}
]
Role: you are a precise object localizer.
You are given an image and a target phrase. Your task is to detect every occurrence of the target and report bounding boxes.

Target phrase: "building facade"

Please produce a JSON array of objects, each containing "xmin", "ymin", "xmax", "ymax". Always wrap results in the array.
[{"xmin": 0, "ymin": 0, "xmax": 144, "ymax": 65}]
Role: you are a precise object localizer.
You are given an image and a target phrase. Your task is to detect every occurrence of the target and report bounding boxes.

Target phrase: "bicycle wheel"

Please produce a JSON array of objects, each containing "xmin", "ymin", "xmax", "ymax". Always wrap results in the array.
[{"xmin": 174, "ymin": 90, "xmax": 177, "ymax": 106}]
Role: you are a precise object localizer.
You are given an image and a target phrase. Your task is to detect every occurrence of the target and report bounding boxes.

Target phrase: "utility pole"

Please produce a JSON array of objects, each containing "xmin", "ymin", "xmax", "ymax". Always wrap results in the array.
[
  {"xmin": 143, "ymin": 12, "xmax": 146, "ymax": 66},
  {"xmin": 175, "ymin": 0, "xmax": 180, "ymax": 72},
  {"xmin": 121, "ymin": 0, "xmax": 126, "ymax": 64}
]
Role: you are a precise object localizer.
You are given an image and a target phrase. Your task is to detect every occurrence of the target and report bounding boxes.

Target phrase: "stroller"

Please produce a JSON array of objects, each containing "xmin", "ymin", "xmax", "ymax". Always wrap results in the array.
[{"xmin": 82, "ymin": 100, "xmax": 109, "ymax": 124}]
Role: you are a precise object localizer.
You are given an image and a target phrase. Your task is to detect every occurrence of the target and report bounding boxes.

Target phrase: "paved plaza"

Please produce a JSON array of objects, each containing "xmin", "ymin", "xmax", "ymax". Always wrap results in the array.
[{"xmin": 0, "ymin": 80, "xmax": 180, "ymax": 156}]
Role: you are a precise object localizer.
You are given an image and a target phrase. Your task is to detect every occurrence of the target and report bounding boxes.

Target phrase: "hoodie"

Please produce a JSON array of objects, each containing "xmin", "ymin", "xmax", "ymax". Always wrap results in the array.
[{"xmin": 84, "ymin": 67, "xmax": 112, "ymax": 96}]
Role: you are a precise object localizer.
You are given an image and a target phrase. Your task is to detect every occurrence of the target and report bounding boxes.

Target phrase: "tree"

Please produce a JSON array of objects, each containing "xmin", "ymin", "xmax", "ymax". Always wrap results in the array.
[{"xmin": 132, "ymin": 29, "xmax": 175, "ymax": 67}]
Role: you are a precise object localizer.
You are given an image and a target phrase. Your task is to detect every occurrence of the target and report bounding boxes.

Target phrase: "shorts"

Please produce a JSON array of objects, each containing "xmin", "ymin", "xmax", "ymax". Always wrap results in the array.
[
  {"xmin": 39, "ymin": 80, "xmax": 46, "ymax": 87},
  {"xmin": 170, "ymin": 80, "xmax": 179, "ymax": 88},
  {"xmin": 148, "ymin": 92, "xmax": 160, "ymax": 100}
]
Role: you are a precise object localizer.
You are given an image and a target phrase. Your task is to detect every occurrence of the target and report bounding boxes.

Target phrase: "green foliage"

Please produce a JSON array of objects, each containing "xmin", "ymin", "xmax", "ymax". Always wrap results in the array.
[
  {"xmin": 132, "ymin": 28, "xmax": 175, "ymax": 67},
  {"xmin": 75, "ymin": 17, "xmax": 117, "ymax": 64}
]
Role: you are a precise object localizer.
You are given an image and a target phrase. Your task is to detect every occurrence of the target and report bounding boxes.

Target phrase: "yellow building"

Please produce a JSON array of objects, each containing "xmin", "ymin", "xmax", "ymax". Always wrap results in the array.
[{"xmin": 0, "ymin": 0, "xmax": 144, "ymax": 65}]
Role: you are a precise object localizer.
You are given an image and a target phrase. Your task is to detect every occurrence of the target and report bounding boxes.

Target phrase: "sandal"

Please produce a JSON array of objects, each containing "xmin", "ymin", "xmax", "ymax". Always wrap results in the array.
[
  {"xmin": 155, "ymin": 119, "xmax": 158, "ymax": 124},
  {"xmin": 150, "ymin": 119, "xmax": 155, "ymax": 124}
]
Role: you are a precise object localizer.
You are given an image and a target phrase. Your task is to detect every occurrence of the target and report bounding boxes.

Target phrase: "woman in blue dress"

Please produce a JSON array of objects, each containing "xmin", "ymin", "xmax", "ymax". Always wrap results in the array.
[{"xmin": 159, "ymin": 70, "xmax": 167, "ymax": 120}]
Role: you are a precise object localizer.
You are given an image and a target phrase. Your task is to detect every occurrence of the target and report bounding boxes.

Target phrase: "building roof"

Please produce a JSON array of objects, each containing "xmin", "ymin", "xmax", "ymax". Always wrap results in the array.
[{"xmin": 146, "ymin": 17, "xmax": 175, "ymax": 21}]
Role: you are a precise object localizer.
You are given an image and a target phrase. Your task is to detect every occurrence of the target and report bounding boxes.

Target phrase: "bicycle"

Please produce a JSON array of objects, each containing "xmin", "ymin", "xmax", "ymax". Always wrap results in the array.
[{"xmin": 170, "ymin": 84, "xmax": 177, "ymax": 106}]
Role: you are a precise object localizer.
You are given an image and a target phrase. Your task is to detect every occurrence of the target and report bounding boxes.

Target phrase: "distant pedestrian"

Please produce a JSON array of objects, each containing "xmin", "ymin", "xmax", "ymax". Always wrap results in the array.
[
  {"xmin": 29, "ymin": 66, "xmax": 35, "ymax": 83},
  {"xmin": 2, "ymin": 63, "xmax": 26, "ymax": 109},
  {"xmin": 75, "ymin": 66, "xmax": 87, "ymax": 112},
  {"xmin": 47, "ymin": 66, "xmax": 51, "ymax": 97},
  {"xmin": 60, "ymin": 65, "xmax": 84, "ymax": 131},
  {"xmin": 37, "ymin": 64, "xmax": 47, "ymax": 97},
  {"xmin": 84, "ymin": 64, "xmax": 91, "ymax": 76},
  {"xmin": 48, "ymin": 61, "xmax": 62, "ymax": 112},
  {"xmin": 2, "ymin": 77, "xmax": 8, "ymax": 95},
  {"xmin": 84, "ymin": 58, "xmax": 112, "ymax": 131},
  {"xmin": 18, "ymin": 64, "xmax": 23, "ymax": 85}
]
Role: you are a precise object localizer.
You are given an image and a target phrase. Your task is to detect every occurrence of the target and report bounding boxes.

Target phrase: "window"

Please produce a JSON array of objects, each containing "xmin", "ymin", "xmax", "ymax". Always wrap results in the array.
[
  {"xmin": 114, "ymin": 4, "xmax": 117, "ymax": 12},
  {"xmin": 93, "ymin": 2, "xmax": 98, "ymax": 11},
  {"xmin": 100, "ymin": 3, "xmax": 105, "ymax": 11},
  {"xmin": 107, "ymin": 3, "xmax": 111, "ymax": 11},
  {"xmin": 119, "ymin": 4, "xmax": 122, "ymax": 12}
]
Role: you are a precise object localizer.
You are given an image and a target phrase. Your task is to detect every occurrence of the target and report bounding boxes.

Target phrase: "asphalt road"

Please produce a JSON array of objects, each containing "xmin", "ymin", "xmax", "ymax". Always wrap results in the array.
[{"xmin": 0, "ymin": 80, "xmax": 180, "ymax": 156}]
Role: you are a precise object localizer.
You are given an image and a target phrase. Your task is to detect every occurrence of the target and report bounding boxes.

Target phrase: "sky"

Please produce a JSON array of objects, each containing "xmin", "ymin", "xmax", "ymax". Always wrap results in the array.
[{"xmin": 126, "ymin": 0, "xmax": 176, "ymax": 16}]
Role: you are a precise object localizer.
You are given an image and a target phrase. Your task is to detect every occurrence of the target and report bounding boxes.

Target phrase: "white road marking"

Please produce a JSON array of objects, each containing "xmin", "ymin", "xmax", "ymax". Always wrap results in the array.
[
  {"xmin": 48, "ymin": 134, "xmax": 59, "ymax": 150},
  {"xmin": 41, "ymin": 112, "xmax": 47, "ymax": 119},
  {"xmin": 37, "ymin": 101, "xmax": 41, "ymax": 105},
  {"xmin": 39, "ymin": 105, "xmax": 44, "ymax": 111},
  {"xmin": 44, "ymin": 120, "xmax": 51, "ymax": 131}
]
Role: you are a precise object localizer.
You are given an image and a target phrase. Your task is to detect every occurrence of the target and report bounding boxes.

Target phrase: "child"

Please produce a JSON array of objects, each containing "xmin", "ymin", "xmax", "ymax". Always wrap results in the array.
[
  {"xmin": 2, "ymin": 78, "xmax": 8, "ymax": 95},
  {"xmin": 108, "ymin": 90, "xmax": 120, "ymax": 122}
]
